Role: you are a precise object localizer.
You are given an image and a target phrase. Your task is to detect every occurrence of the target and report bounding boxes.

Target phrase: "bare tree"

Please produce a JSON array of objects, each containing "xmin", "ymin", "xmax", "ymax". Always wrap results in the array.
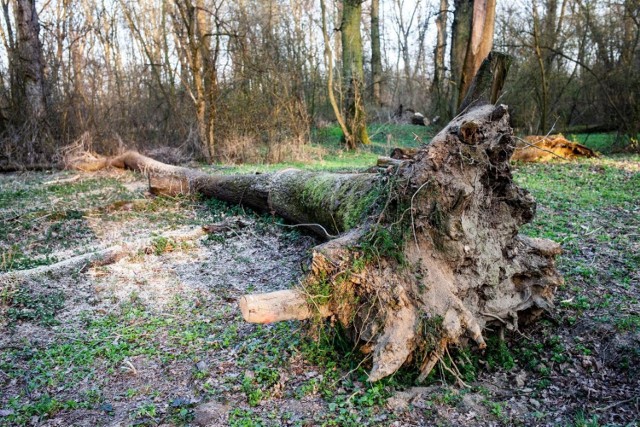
[
  {"xmin": 172, "ymin": 0, "xmax": 220, "ymax": 162},
  {"xmin": 321, "ymin": 0, "xmax": 350, "ymax": 140},
  {"xmin": 391, "ymin": 0, "xmax": 421, "ymax": 107}
]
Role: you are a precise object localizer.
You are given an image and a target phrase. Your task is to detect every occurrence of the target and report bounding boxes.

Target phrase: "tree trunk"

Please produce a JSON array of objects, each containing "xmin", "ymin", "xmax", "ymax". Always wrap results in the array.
[
  {"xmin": 370, "ymin": 0, "xmax": 382, "ymax": 106},
  {"xmin": 458, "ymin": 51, "xmax": 511, "ymax": 113},
  {"xmin": 75, "ymin": 105, "xmax": 563, "ymax": 383},
  {"xmin": 341, "ymin": 0, "xmax": 370, "ymax": 149},
  {"xmin": 531, "ymin": 0, "xmax": 549, "ymax": 133},
  {"xmin": 432, "ymin": 0, "xmax": 448, "ymax": 117},
  {"xmin": 320, "ymin": 0, "xmax": 351, "ymax": 143},
  {"xmin": 4, "ymin": 0, "xmax": 52, "ymax": 165},
  {"xmin": 450, "ymin": 0, "xmax": 497, "ymax": 114},
  {"xmin": 450, "ymin": 0, "xmax": 473, "ymax": 116},
  {"xmin": 172, "ymin": 0, "xmax": 217, "ymax": 162},
  {"xmin": 195, "ymin": 0, "xmax": 217, "ymax": 162},
  {"xmin": 459, "ymin": 0, "xmax": 496, "ymax": 107},
  {"xmin": 13, "ymin": 0, "xmax": 46, "ymax": 121}
]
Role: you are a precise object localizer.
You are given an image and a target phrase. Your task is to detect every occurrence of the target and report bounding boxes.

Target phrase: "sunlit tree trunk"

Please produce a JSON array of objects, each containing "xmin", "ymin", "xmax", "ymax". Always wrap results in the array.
[
  {"xmin": 459, "ymin": 0, "xmax": 496, "ymax": 106},
  {"xmin": 341, "ymin": 0, "xmax": 370, "ymax": 149},
  {"xmin": 450, "ymin": 0, "xmax": 496, "ymax": 113}
]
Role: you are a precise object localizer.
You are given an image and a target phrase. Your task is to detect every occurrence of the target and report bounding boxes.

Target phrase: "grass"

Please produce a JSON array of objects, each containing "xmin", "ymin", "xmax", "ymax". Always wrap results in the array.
[
  {"xmin": 0, "ymin": 296, "xmax": 231, "ymax": 424},
  {"xmin": 208, "ymin": 123, "xmax": 435, "ymax": 175},
  {"xmin": 0, "ymin": 123, "xmax": 638, "ymax": 426},
  {"xmin": 569, "ymin": 132, "xmax": 639, "ymax": 154}
]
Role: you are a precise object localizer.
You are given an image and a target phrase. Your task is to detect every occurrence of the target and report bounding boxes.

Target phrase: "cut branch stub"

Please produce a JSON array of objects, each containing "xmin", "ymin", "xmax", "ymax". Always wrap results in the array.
[
  {"xmin": 72, "ymin": 104, "xmax": 563, "ymax": 383},
  {"xmin": 239, "ymin": 290, "xmax": 331, "ymax": 324}
]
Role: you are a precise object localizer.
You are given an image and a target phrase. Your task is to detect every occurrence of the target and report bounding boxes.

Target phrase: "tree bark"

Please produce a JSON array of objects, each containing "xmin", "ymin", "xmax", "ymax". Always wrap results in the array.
[
  {"xmin": 432, "ymin": 0, "xmax": 448, "ymax": 116},
  {"xmin": 172, "ymin": 0, "xmax": 218, "ymax": 162},
  {"xmin": 341, "ymin": 0, "xmax": 370, "ymax": 149},
  {"xmin": 459, "ymin": 0, "xmax": 496, "ymax": 107},
  {"xmin": 450, "ymin": 0, "xmax": 497, "ymax": 114},
  {"xmin": 458, "ymin": 51, "xmax": 511, "ymax": 113},
  {"xmin": 13, "ymin": 0, "xmax": 46, "ymax": 121},
  {"xmin": 75, "ymin": 105, "xmax": 563, "ymax": 383},
  {"xmin": 450, "ymin": 0, "xmax": 473, "ymax": 116},
  {"xmin": 370, "ymin": 0, "xmax": 382, "ymax": 106}
]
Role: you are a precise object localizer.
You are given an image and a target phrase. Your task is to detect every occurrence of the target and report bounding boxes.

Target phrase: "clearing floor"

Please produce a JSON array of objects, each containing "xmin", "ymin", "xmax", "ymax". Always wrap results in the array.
[{"xmin": 0, "ymin": 154, "xmax": 638, "ymax": 426}]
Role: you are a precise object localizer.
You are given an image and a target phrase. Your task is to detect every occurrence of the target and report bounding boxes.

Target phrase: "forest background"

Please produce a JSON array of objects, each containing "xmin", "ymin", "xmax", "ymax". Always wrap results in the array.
[{"xmin": 0, "ymin": 0, "xmax": 637, "ymax": 168}]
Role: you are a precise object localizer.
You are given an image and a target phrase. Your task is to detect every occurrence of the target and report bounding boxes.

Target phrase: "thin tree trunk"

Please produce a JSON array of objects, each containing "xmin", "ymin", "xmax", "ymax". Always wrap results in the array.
[
  {"xmin": 370, "ymin": 0, "xmax": 382, "ymax": 106},
  {"xmin": 433, "ymin": 0, "xmax": 448, "ymax": 86},
  {"xmin": 172, "ymin": 0, "xmax": 217, "ymax": 163},
  {"xmin": 195, "ymin": 0, "xmax": 217, "ymax": 162},
  {"xmin": 532, "ymin": 0, "xmax": 549, "ymax": 133},
  {"xmin": 342, "ymin": 0, "xmax": 370, "ymax": 149},
  {"xmin": 433, "ymin": 0, "xmax": 448, "ymax": 117},
  {"xmin": 320, "ymin": 0, "xmax": 351, "ymax": 142}
]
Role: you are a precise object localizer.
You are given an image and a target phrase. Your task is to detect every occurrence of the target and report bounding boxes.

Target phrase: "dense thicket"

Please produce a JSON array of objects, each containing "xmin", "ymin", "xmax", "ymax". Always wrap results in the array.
[{"xmin": 0, "ymin": 0, "xmax": 637, "ymax": 166}]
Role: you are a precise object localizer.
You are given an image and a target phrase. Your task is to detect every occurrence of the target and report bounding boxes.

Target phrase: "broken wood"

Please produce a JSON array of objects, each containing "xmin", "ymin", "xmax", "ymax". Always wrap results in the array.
[
  {"xmin": 459, "ymin": 51, "xmax": 512, "ymax": 114},
  {"xmin": 376, "ymin": 156, "xmax": 406, "ymax": 168},
  {"xmin": 69, "ymin": 104, "xmax": 563, "ymax": 383},
  {"xmin": 0, "ymin": 227, "xmax": 207, "ymax": 279},
  {"xmin": 512, "ymin": 134, "xmax": 598, "ymax": 162}
]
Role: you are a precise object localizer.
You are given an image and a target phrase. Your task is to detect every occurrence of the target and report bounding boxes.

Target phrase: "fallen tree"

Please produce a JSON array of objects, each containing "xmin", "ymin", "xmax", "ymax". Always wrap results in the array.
[{"xmin": 70, "ymin": 104, "xmax": 563, "ymax": 382}]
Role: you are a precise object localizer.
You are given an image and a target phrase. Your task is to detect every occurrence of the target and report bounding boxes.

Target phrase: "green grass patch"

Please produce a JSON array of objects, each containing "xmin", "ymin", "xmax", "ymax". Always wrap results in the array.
[
  {"xmin": 4, "ymin": 288, "xmax": 65, "ymax": 326},
  {"xmin": 569, "ymin": 132, "xmax": 639, "ymax": 154}
]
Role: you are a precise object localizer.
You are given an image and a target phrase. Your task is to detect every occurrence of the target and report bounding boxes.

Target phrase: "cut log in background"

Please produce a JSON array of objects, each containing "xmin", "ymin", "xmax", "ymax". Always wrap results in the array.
[{"xmin": 68, "ymin": 104, "xmax": 563, "ymax": 383}]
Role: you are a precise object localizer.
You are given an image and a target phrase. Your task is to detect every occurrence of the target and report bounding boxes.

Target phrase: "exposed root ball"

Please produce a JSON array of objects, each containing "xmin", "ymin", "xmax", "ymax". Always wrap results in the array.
[{"xmin": 248, "ymin": 105, "xmax": 563, "ymax": 382}]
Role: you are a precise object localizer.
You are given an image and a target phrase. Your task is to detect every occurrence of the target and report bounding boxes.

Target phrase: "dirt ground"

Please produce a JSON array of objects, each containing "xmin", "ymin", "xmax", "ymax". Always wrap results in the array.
[{"xmin": 0, "ymin": 157, "xmax": 638, "ymax": 426}]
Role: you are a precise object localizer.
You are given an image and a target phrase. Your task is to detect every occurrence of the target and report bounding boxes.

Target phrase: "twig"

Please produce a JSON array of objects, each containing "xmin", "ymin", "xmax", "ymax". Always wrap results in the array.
[
  {"xmin": 583, "ymin": 226, "xmax": 603, "ymax": 236},
  {"xmin": 121, "ymin": 359, "xmax": 138, "ymax": 375},
  {"xmin": 445, "ymin": 346, "xmax": 471, "ymax": 388},
  {"xmin": 274, "ymin": 222, "xmax": 336, "ymax": 239},
  {"xmin": 596, "ymin": 396, "xmax": 639, "ymax": 412},
  {"xmin": 0, "ymin": 227, "xmax": 206, "ymax": 279}
]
